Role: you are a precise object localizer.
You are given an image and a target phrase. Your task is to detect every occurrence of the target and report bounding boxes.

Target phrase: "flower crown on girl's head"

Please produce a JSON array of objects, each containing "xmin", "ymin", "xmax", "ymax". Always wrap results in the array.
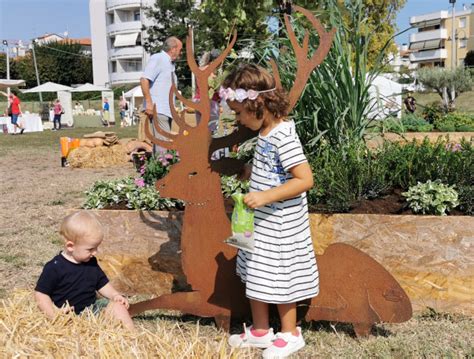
[{"xmin": 219, "ymin": 86, "xmax": 276, "ymax": 102}]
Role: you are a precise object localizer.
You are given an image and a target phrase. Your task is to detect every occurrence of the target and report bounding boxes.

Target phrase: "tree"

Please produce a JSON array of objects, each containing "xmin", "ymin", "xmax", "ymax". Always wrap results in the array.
[
  {"xmin": 465, "ymin": 50, "xmax": 474, "ymax": 67},
  {"xmin": 8, "ymin": 42, "xmax": 92, "ymax": 88},
  {"xmin": 417, "ymin": 67, "xmax": 473, "ymax": 110}
]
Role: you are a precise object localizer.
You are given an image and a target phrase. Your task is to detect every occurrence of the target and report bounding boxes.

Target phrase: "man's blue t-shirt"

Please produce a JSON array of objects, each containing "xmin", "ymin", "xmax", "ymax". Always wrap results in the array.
[
  {"xmin": 103, "ymin": 102, "xmax": 110, "ymax": 111},
  {"xmin": 142, "ymin": 51, "xmax": 177, "ymax": 118},
  {"xmin": 35, "ymin": 253, "xmax": 109, "ymax": 314}
]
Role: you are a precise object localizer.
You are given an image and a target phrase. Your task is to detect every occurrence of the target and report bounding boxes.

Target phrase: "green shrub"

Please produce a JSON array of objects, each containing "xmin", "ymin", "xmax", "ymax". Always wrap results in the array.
[
  {"xmin": 378, "ymin": 138, "xmax": 473, "ymax": 191},
  {"xmin": 402, "ymin": 180, "xmax": 459, "ymax": 215},
  {"xmin": 401, "ymin": 113, "xmax": 434, "ymax": 132},
  {"xmin": 382, "ymin": 117, "xmax": 405, "ymax": 133},
  {"xmin": 434, "ymin": 112, "xmax": 474, "ymax": 132},
  {"xmin": 308, "ymin": 142, "xmax": 391, "ymax": 212},
  {"xmin": 83, "ymin": 177, "xmax": 180, "ymax": 211},
  {"xmin": 422, "ymin": 102, "xmax": 444, "ymax": 124},
  {"xmin": 457, "ymin": 185, "xmax": 474, "ymax": 215}
]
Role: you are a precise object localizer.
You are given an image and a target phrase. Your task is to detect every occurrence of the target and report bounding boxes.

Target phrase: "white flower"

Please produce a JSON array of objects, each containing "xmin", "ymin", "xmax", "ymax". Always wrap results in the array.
[{"xmin": 234, "ymin": 88, "xmax": 248, "ymax": 102}]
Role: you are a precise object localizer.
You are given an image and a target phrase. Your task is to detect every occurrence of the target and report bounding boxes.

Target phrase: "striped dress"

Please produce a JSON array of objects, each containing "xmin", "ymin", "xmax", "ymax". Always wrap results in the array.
[{"xmin": 236, "ymin": 120, "xmax": 319, "ymax": 304}]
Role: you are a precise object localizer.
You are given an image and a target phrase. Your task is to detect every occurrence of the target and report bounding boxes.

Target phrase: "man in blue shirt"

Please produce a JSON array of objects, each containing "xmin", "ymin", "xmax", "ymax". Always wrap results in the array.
[{"xmin": 140, "ymin": 36, "xmax": 183, "ymax": 153}]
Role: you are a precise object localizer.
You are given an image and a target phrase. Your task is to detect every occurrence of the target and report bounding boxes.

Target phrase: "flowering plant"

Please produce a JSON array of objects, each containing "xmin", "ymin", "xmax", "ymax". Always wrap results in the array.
[{"xmin": 142, "ymin": 150, "xmax": 180, "ymax": 185}]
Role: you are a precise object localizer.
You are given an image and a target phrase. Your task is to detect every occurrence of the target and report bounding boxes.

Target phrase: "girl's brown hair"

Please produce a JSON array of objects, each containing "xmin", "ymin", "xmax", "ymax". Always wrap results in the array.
[{"xmin": 223, "ymin": 63, "xmax": 289, "ymax": 120}]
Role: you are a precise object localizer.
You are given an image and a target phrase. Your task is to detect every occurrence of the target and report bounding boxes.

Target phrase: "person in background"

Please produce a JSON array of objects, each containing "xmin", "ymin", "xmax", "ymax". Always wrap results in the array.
[
  {"xmin": 403, "ymin": 92, "xmax": 416, "ymax": 114},
  {"xmin": 102, "ymin": 98, "xmax": 110, "ymax": 127},
  {"xmin": 0, "ymin": 90, "xmax": 25, "ymax": 134},
  {"xmin": 193, "ymin": 49, "xmax": 222, "ymax": 133},
  {"xmin": 140, "ymin": 36, "xmax": 183, "ymax": 153},
  {"xmin": 119, "ymin": 96, "xmax": 128, "ymax": 127},
  {"xmin": 53, "ymin": 99, "xmax": 63, "ymax": 131}
]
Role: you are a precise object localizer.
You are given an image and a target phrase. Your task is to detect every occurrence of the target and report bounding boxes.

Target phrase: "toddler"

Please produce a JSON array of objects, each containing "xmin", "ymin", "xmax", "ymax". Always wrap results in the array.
[{"xmin": 34, "ymin": 211, "xmax": 134, "ymax": 330}]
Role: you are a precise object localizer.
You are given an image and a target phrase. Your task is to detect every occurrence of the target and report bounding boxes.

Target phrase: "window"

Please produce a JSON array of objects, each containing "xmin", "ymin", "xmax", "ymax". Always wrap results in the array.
[
  {"xmin": 123, "ymin": 59, "xmax": 142, "ymax": 72},
  {"xmin": 134, "ymin": 10, "xmax": 140, "ymax": 21},
  {"xmin": 111, "ymin": 61, "xmax": 117, "ymax": 73},
  {"xmin": 459, "ymin": 17, "xmax": 466, "ymax": 28},
  {"xmin": 459, "ymin": 39, "xmax": 467, "ymax": 48},
  {"xmin": 108, "ymin": 13, "xmax": 114, "ymax": 25}
]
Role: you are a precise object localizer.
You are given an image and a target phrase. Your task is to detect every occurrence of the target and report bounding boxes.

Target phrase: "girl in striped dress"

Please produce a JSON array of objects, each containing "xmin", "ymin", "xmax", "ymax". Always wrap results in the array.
[{"xmin": 220, "ymin": 64, "xmax": 319, "ymax": 358}]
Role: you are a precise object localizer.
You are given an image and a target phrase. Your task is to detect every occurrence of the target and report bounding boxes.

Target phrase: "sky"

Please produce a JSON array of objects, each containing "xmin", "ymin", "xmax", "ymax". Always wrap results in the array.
[{"xmin": 0, "ymin": 0, "xmax": 470, "ymax": 46}]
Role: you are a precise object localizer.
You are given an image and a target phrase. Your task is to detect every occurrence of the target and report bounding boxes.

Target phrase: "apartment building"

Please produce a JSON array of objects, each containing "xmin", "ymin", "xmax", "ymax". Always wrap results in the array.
[
  {"xmin": 409, "ymin": 5, "xmax": 474, "ymax": 68},
  {"xmin": 89, "ymin": 0, "xmax": 154, "ymax": 87}
]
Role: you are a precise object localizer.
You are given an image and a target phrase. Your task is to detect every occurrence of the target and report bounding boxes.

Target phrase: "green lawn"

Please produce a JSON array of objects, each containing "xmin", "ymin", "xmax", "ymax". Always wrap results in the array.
[
  {"xmin": 0, "ymin": 125, "xmax": 138, "ymax": 153},
  {"xmin": 414, "ymin": 90, "xmax": 474, "ymax": 114}
]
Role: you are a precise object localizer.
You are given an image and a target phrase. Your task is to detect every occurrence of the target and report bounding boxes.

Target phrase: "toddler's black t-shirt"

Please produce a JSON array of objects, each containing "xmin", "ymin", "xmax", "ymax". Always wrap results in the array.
[{"xmin": 35, "ymin": 253, "xmax": 109, "ymax": 314}]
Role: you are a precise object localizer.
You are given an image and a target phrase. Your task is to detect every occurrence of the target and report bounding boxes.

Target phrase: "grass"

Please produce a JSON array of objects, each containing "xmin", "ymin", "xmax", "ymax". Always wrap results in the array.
[
  {"xmin": 414, "ymin": 90, "xmax": 474, "ymax": 114},
  {"xmin": 0, "ymin": 124, "xmax": 138, "ymax": 154}
]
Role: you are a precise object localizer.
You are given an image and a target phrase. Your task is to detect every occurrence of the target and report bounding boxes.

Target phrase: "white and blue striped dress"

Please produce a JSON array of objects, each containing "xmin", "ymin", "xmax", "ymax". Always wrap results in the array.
[{"xmin": 236, "ymin": 120, "xmax": 319, "ymax": 304}]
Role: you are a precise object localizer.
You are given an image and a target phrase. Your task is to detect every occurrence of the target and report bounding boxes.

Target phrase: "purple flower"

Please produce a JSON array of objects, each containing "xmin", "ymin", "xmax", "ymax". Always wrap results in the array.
[
  {"xmin": 452, "ymin": 143, "xmax": 462, "ymax": 152},
  {"xmin": 161, "ymin": 160, "xmax": 169, "ymax": 166},
  {"xmin": 164, "ymin": 153, "xmax": 173, "ymax": 160},
  {"xmin": 134, "ymin": 178, "xmax": 145, "ymax": 187}
]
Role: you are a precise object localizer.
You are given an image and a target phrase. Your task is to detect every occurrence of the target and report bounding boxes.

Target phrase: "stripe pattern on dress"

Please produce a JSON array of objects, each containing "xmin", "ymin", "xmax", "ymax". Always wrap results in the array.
[{"xmin": 237, "ymin": 120, "xmax": 319, "ymax": 304}]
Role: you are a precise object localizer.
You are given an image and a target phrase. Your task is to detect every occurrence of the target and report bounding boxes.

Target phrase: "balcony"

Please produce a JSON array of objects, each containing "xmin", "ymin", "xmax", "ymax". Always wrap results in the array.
[
  {"xmin": 106, "ymin": 0, "xmax": 141, "ymax": 11},
  {"xmin": 110, "ymin": 71, "xmax": 143, "ymax": 85},
  {"xmin": 410, "ymin": 29, "xmax": 448, "ymax": 43},
  {"xmin": 109, "ymin": 46, "xmax": 144, "ymax": 60},
  {"xmin": 107, "ymin": 21, "xmax": 142, "ymax": 35},
  {"xmin": 410, "ymin": 49, "xmax": 447, "ymax": 63},
  {"xmin": 410, "ymin": 11, "xmax": 449, "ymax": 27}
]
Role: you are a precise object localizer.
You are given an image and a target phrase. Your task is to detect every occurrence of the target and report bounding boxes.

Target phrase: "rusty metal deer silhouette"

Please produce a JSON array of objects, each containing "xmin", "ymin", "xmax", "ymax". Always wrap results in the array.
[{"xmin": 129, "ymin": 6, "xmax": 412, "ymax": 337}]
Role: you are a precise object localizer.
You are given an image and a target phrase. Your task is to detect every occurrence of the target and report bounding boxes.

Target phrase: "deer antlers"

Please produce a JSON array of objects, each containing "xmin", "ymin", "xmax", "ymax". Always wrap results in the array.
[
  {"xmin": 210, "ymin": 6, "xmax": 336, "ymax": 167},
  {"xmin": 145, "ymin": 28, "xmax": 238, "ymax": 150}
]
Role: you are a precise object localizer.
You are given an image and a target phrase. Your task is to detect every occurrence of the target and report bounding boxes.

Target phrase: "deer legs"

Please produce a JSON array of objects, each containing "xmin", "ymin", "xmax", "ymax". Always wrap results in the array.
[{"xmin": 129, "ymin": 291, "xmax": 232, "ymax": 331}]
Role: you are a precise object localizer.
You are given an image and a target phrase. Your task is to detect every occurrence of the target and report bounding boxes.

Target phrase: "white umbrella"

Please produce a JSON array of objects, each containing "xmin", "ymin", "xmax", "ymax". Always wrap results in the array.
[
  {"xmin": 22, "ymin": 81, "xmax": 73, "ymax": 93},
  {"xmin": 0, "ymin": 79, "xmax": 25, "ymax": 89},
  {"xmin": 70, "ymin": 83, "xmax": 111, "ymax": 92}
]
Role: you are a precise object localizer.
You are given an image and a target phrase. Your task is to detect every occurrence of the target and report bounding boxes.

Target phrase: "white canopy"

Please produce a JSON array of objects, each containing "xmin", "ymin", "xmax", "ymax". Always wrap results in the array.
[
  {"xmin": 22, "ymin": 81, "xmax": 73, "ymax": 93},
  {"xmin": 124, "ymin": 85, "xmax": 143, "ymax": 98},
  {"xmin": 0, "ymin": 79, "xmax": 25, "ymax": 89},
  {"xmin": 114, "ymin": 33, "xmax": 139, "ymax": 47},
  {"xmin": 70, "ymin": 83, "xmax": 111, "ymax": 92}
]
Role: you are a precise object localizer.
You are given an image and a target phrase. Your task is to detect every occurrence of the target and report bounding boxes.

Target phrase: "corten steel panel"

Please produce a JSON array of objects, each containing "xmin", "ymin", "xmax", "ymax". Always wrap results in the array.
[{"xmin": 130, "ymin": 6, "xmax": 412, "ymax": 336}]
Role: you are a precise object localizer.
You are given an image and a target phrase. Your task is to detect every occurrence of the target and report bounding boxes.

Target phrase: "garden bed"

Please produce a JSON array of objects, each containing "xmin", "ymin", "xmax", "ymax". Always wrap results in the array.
[
  {"xmin": 90, "ymin": 209, "xmax": 474, "ymax": 316},
  {"xmin": 366, "ymin": 132, "xmax": 473, "ymax": 149}
]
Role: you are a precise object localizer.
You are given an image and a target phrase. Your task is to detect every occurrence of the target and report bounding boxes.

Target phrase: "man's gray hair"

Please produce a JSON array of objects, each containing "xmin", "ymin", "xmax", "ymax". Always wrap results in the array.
[{"xmin": 163, "ymin": 37, "xmax": 181, "ymax": 52}]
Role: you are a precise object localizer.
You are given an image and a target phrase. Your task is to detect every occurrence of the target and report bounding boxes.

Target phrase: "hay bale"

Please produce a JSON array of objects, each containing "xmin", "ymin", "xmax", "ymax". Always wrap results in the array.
[
  {"xmin": 79, "ymin": 138, "xmax": 104, "ymax": 148},
  {"xmin": 68, "ymin": 145, "xmax": 129, "ymax": 168},
  {"xmin": 0, "ymin": 290, "xmax": 244, "ymax": 358}
]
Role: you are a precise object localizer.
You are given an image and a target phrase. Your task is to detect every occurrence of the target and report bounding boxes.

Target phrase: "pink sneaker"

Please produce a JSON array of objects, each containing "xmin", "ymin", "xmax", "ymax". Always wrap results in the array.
[
  {"xmin": 262, "ymin": 327, "xmax": 305, "ymax": 359},
  {"xmin": 228, "ymin": 324, "xmax": 275, "ymax": 349}
]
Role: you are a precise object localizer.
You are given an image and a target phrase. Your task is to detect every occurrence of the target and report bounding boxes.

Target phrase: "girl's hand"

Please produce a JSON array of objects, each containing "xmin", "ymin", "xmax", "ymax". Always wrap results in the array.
[
  {"xmin": 244, "ymin": 192, "xmax": 270, "ymax": 209},
  {"xmin": 113, "ymin": 294, "xmax": 130, "ymax": 309}
]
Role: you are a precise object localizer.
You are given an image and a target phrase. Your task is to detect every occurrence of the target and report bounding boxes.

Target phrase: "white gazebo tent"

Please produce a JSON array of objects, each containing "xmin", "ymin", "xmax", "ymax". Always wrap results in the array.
[
  {"xmin": 0, "ymin": 79, "xmax": 26, "ymax": 89},
  {"xmin": 71, "ymin": 83, "xmax": 115, "ymax": 124},
  {"xmin": 124, "ymin": 85, "xmax": 143, "ymax": 118},
  {"xmin": 23, "ymin": 82, "xmax": 74, "ymax": 126}
]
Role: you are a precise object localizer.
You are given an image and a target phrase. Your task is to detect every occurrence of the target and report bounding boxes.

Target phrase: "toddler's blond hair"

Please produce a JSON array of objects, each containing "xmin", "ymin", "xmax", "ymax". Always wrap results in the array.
[{"xmin": 59, "ymin": 211, "xmax": 104, "ymax": 244}]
